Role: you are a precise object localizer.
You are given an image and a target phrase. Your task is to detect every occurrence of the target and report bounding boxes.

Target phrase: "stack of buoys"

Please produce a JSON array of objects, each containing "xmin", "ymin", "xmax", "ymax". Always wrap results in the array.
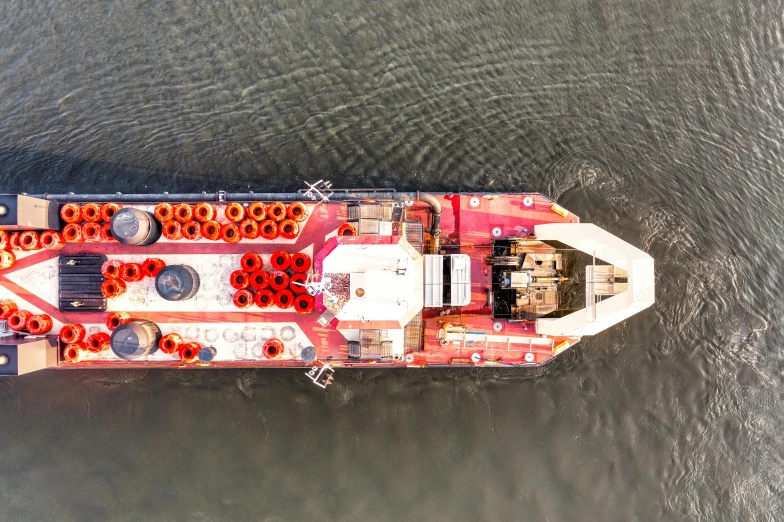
[
  {"xmin": 0, "ymin": 228, "xmax": 72, "ymax": 257},
  {"xmin": 158, "ymin": 332, "xmax": 201, "ymax": 363},
  {"xmin": 59, "ymin": 322, "xmax": 111, "ymax": 362},
  {"xmin": 59, "ymin": 203, "xmax": 121, "ymax": 243},
  {"xmin": 0, "ymin": 300, "xmax": 53, "ymax": 334},
  {"xmin": 229, "ymin": 250, "xmax": 314, "ymax": 313},
  {"xmin": 101, "ymin": 258, "xmax": 166, "ymax": 299}
]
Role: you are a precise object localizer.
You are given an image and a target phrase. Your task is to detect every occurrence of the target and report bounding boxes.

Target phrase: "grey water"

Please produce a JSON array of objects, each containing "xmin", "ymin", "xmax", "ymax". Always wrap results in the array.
[{"xmin": 1, "ymin": 0, "xmax": 783, "ymax": 520}]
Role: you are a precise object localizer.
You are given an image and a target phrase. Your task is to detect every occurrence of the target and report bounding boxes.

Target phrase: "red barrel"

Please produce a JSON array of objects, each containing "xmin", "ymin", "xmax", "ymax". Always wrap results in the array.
[
  {"xmin": 182, "ymin": 221, "xmax": 202, "ymax": 240},
  {"xmin": 0, "ymin": 250, "xmax": 15, "ymax": 270},
  {"xmin": 269, "ymin": 271, "xmax": 290, "ymax": 291},
  {"xmin": 101, "ymin": 223, "xmax": 117, "ymax": 242},
  {"xmin": 240, "ymin": 252, "xmax": 263, "ymax": 273},
  {"xmin": 121, "ymin": 263, "xmax": 143, "ymax": 282},
  {"xmin": 86, "ymin": 332, "xmax": 111, "ymax": 353},
  {"xmin": 154, "ymin": 203, "xmax": 174, "ymax": 222},
  {"xmin": 262, "ymin": 338, "xmax": 285, "ymax": 359},
  {"xmin": 201, "ymin": 220, "xmax": 221, "ymax": 241},
  {"xmin": 159, "ymin": 333, "xmax": 183, "ymax": 354},
  {"xmin": 239, "ymin": 219, "xmax": 259, "ymax": 239},
  {"xmin": 142, "ymin": 258, "xmax": 166, "ymax": 277},
  {"xmin": 19, "ymin": 231, "xmax": 41, "ymax": 250},
  {"xmin": 62, "ymin": 223, "xmax": 84, "ymax": 243},
  {"xmin": 179, "ymin": 342, "xmax": 201, "ymax": 363},
  {"xmin": 221, "ymin": 223, "xmax": 241, "ymax": 243},
  {"xmin": 60, "ymin": 203, "xmax": 82, "ymax": 223},
  {"xmin": 254, "ymin": 289, "xmax": 274, "ymax": 308},
  {"xmin": 101, "ymin": 259, "xmax": 124, "ymax": 279},
  {"xmin": 59, "ymin": 323, "xmax": 86, "ymax": 344},
  {"xmin": 249, "ymin": 270, "xmax": 270, "ymax": 290},
  {"xmin": 8, "ymin": 232, "xmax": 20, "ymax": 250},
  {"xmin": 290, "ymin": 253, "xmax": 311, "ymax": 273},
  {"xmin": 101, "ymin": 278, "xmax": 127, "ymax": 298},
  {"xmin": 0, "ymin": 230, "xmax": 7, "ymax": 250},
  {"xmin": 274, "ymin": 289, "xmax": 295, "ymax": 309},
  {"xmin": 40, "ymin": 231, "xmax": 66, "ymax": 250},
  {"xmin": 230, "ymin": 270, "xmax": 250, "ymax": 290},
  {"xmin": 259, "ymin": 220, "xmax": 278, "ymax": 240},
  {"xmin": 287, "ymin": 202, "xmax": 308, "ymax": 222},
  {"xmin": 7, "ymin": 310, "xmax": 31, "ymax": 331},
  {"xmin": 270, "ymin": 251, "xmax": 290, "ymax": 271},
  {"xmin": 193, "ymin": 202, "xmax": 216, "ymax": 222},
  {"xmin": 248, "ymin": 202, "xmax": 267, "ymax": 221},
  {"xmin": 289, "ymin": 273, "xmax": 309, "ymax": 294},
  {"xmin": 278, "ymin": 219, "xmax": 299, "ymax": 239},
  {"xmin": 26, "ymin": 314, "xmax": 53, "ymax": 334},
  {"xmin": 267, "ymin": 202, "xmax": 286, "ymax": 222},
  {"xmin": 64, "ymin": 343, "xmax": 87, "ymax": 363},
  {"xmin": 81, "ymin": 203, "xmax": 102, "ymax": 222},
  {"xmin": 225, "ymin": 203, "xmax": 246, "ymax": 222},
  {"xmin": 294, "ymin": 294, "xmax": 315, "ymax": 314},
  {"xmin": 101, "ymin": 203, "xmax": 121, "ymax": 222},
  {"xmin": 82, "ymin": 222, "xmax": 103, "ymax": 242},
  {"xmin": 338, "ymin": 223, "xmax": 358, "ymax": 236},
  {"xmin": 173, "ymin": 203, "xmax": 193, "ymax": 223},
  {"xmin": 163, "ymin": 221, "xmax": 182, "ymax": 240},
  {"xmin": 106, "ymin": 311, "xmax": 131, "ymax": 331},
  {"xmin": 232, "ymin": 289, "xmax": 254, "ymax": 308},
  {"xmin": 0, "ymin": 300, "xmax": 18, "ymax": 319}
]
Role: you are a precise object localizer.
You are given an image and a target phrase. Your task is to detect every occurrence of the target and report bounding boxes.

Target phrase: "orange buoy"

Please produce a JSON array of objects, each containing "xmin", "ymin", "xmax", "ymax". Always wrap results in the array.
[
  {"xmin": 338, "ymin": 223, "xmax": 358, "ymax": 236},
  {"xmin": 154, "ymin": 203, "xmax": 174, "ymax": 222},
  {"xmin": 286, "ymin": 202, "xmax": 308, "ymax": 222},
  {"xmin": 159, "ymin": 333, "xmax": 183, "ymax": 354},
  {"xmin": 225, "ymin": 203, "xmax": 246, "ymax": 222},
  {"xmin": 267, "ymin": 202, "xmax": 286, "ymax": 222},
  {"xmin": 26, "ymin": 314, "xmax": 53, "ymax": 335},
  {"xmin": 60, "ymin": 203, "xmax": 82, "ymax": 223},
  {"xmin": 201, "ymin": 220, "xmax": 221, "ymax": 241},
  {"xmin": 19, "ymin": 231, "xmax": 41, "ymax": 251},
  {"xmin": 240, "ymin": 252, "xmax": 262, "ymax": 273},
  {"xmin": 182, "ymin": 221, "xmax": 202, "ymax": 240},
  {"xmin": 270, "ymin": 251, "xmax": 290, "ymax": 271},
  {"xmin": 230, "ymin": 270, "xmax": 250, "ymax": 290},
  {"xmin": 62, "ymin": 223, "xmax": 84, "ymax": 243},
  {"xmin": 0, "ymin": 250, "xmax": 16, "ymax": 270},
  {"xmin": 101, "ymin": 259, "xmax": 124, "ymax": 279},
  {"xmin": 101, "ymin": 223, "xmax": 117, "ymax": 242},
  {"xmin": 82, "ymin": 222, "xmax": 103, "ymax": 242},
  {"xmin": 289, "ymin": 273, "xmax": 309, "ymax": 294},
  {"xmin": 232, "ymin": 289, "xmax": 254, "ymax": 308},
  {"xmin": 7, "ymin": 310, "xmax": 31, "ymax": 331},
  {"xmin": 40, "ymin": 230, "xmax": 66, "ymax": 250},
  {"xmin": 121, "ymin": 262, "xmax": 143, "ymax": 282},
  {"xmin": 249, "ymin": 270, "xmax": 270, "ymax": 291},
  {"xmin": 0, "ymin": 300, "xmax": 18, "ymax": 319},
  {"xmin": 59, "ymin": 323, "xmax": 86, "ymax": 344},
  {"xmin": 100, "ymin": 203, "xmax": 121, "ymax": 222},
  {"xmin": 193, "ymin": 202, "xmax": 217, "ymax": 222},
  {"xmin": 101, "ymin": 278, "xmax": 127, "ymax": 298},
  {"xmin": 247, "ymin": 202, "xmax": 267, "ymax": 221},
  {"xmin": 294, "ymin": 294, "xmax": 315, "ymax": 314},
  {"xmin": 270, "ymin": 271, "xmax": 290, "ymax": 292},
  {"xmin": 81, "ymin": 203, "xmax": 102, "ymax": 222},
  {"xmin": 64, "ymin": 343, "xmax": 87, "ymax": 363},
  {"xmin": 258, "ymin": 220, "xmax": 278, "ymax": 240},
  {"xmin": 173, "ymin": 203, "xmax": 193, "ymax": 223},
  {"xmin": 274, "ymin": 289, "xmax": 295, "ymax": 309},
  {"xmin": 221, "ymin": 223, "xmax": 241, "ymax": 243},
  {"xmin": 262, "ymin": 338, "xmax": 285, "ymax": 359},
  {"xmin": 106, "ymin": 311, "xmax": 131, "ymax": 331},
  {"xmin": 254, "ymin": 289, "xmax": 274, "ymax": 308},
  {"xmin": 239, "ymin": 219, "xmax": 259, "ymax": 239},
  {"xmin": 179, "ymin": 342, "xmax": 200, "ymax": 363},
  {"xmin": 8, "ymin": 232, "xmax": 20, "ymax": 250},
  {"xmin": 142, "ymin": 258, "xmax": 165, "ymax": 277},
  {"xmin": 86, "ymin": 332, "xmax": 111, "ymax": 353},
  {"xmin": 163, "ymin": 221, "xmax": 182, "ymax": 240},
  {"xmin": 290, "ymin": 253, "xmax": 311, "ymax": 273},
  {"xmin": 278, "ymin": 219, "xmax": 299, "ymax": 239},
  {"xmin": 0, "ymin": 230, "xmax": 7, "ymax": 250}
]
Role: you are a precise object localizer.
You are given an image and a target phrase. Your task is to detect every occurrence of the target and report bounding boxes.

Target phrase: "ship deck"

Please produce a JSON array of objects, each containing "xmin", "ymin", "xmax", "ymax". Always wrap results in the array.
[{"xmin": 0, "ymin": 193, "xmax": 579, "ymax": 369}]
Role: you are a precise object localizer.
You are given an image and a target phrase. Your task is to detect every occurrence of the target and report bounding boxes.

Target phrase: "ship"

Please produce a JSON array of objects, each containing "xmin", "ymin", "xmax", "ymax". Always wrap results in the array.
[{"xmin": 0, "ymin": 181, "xmax": 654, "ymax": 387}]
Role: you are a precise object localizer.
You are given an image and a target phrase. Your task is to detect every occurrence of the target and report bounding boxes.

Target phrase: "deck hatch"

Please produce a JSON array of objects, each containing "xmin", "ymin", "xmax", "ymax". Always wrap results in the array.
[{"xmin": 58, "ymin": 255, "xmax": 107, "ymax": 312}]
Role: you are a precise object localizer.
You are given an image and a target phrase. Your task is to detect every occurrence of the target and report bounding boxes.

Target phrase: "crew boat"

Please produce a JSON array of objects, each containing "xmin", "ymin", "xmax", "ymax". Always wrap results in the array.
[{"xmin": 0, "ymin": 182, "xmax": 654, "ymax": 386}]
